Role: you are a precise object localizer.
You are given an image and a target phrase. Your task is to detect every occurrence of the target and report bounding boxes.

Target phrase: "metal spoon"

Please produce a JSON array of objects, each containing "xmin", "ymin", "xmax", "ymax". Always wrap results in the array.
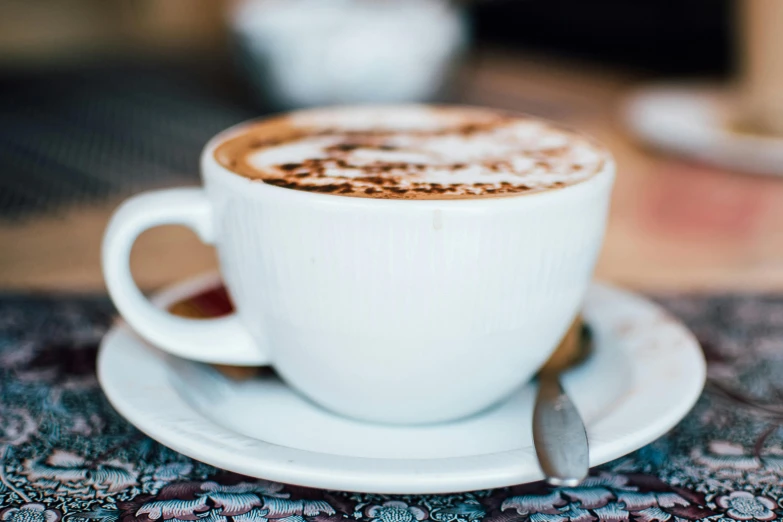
[{"xmin": 532, "ymin": 322, "xmax": 593, "ymax": 487}]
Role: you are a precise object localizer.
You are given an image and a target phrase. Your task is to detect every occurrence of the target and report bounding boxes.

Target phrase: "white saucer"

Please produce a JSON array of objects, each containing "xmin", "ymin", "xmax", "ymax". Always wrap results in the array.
[
  {"xmin": 98, "ymin": 273, "xmax": 705, "ymax": 494},
  {"xmin": 624, "ymin": 84, "xmax": 783, "ymax": 176}
]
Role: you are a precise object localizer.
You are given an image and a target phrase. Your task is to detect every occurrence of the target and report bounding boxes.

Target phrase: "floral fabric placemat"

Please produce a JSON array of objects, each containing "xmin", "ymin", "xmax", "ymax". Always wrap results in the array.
[{"xmin": 1, "ymin": 290, "xmax": 783, "ymax": 521}]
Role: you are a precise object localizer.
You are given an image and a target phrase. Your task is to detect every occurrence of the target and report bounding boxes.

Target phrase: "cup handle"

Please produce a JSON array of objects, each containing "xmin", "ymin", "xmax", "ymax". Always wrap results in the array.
[{"xmin": 102, "ymin": 187, "xmax": 269, "ymax": 366}]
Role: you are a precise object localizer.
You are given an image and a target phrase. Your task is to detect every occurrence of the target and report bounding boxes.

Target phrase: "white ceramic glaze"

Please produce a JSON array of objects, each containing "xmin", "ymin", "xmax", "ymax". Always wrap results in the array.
[
  {"xmin": 102, "ymin": 116, "xmax": 614, "ymax": 424},
  {"xmin": 98, "ymin": 274, "xmax": 706, "ymax": 494}
]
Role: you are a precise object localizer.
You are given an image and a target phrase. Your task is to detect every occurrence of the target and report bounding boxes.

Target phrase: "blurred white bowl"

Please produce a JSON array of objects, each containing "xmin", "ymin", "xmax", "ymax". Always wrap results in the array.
[{"xmin": 230, "ymin": 0, "xmax": 469, "ymax": 109}]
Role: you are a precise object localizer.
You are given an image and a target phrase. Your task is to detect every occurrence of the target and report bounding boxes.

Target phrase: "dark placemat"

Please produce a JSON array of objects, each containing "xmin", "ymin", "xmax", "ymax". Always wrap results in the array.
[
  {"xmin": 1, "ymin": 292, "xmax": 782, "ymax": 520},
  {"xmin": 0, "ymin": 61, "xmax": 258, "ymax": 221}
]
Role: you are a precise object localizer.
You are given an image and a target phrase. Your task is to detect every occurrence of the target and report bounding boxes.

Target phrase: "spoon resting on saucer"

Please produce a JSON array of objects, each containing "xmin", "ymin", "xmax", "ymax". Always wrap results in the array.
[{"xmin": 532, "ymin": 317, "xmax": 592, "ymax": 487}]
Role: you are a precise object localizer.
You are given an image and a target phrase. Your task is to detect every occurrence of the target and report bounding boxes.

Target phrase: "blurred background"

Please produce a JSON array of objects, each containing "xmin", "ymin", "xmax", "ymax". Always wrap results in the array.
[{"xmin": 1, "ymin": 0, "xmax": 782, "ymax": 293}]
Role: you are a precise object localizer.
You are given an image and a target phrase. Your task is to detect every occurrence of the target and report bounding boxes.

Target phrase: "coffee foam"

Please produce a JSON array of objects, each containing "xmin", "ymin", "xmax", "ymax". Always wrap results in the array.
[{"xmin": 213, "ymin": 106, "xmax": 609, "ymax": 199}]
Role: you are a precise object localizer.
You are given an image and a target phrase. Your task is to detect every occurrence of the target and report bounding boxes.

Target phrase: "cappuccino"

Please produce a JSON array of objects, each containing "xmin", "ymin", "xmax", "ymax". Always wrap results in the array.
[
  {"xmin": 105, "ymin": 104, "xmax": 615, "ymax": 423},
  {"xmin": 214, "ymin": 105, "xmax": 608, "ymax": 200}
]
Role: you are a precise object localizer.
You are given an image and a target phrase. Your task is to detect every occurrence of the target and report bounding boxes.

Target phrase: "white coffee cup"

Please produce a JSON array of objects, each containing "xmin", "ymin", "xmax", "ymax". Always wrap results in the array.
[{"xmin": 103, "ymin": 119, "xmax": 615, "ymax": 424}]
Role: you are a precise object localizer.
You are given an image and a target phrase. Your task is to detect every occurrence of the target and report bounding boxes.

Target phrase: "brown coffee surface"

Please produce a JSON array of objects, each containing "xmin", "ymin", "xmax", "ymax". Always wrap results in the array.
[{"xmin": 213, "ymin": 105, "xmax": 609, "ymax": 199}]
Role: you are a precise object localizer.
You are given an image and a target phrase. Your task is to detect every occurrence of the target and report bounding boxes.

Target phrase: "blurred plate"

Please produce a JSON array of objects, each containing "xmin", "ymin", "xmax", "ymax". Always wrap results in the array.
[{"xmin": 624, "ymin": 84, "xmax": 783, "ymax": 176}]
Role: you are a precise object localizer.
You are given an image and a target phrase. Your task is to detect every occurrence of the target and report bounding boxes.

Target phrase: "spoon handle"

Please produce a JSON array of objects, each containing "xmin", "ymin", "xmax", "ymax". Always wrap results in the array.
[{"xmin": 533, "ymin": 374, "xmax": 589, "ymax": 487}]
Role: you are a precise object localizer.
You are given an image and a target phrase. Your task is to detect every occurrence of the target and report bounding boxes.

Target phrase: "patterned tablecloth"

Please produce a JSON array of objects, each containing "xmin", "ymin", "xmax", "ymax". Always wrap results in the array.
[{"xmin": 1, "ymin": 291, "xmax": 783, "ymax": 521}]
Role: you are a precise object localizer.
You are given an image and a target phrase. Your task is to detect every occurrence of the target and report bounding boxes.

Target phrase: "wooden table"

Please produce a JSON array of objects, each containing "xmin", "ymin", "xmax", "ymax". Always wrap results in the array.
[{"xmin": 3, "ymin": 51, "xmax": 783, "ymax": 294}]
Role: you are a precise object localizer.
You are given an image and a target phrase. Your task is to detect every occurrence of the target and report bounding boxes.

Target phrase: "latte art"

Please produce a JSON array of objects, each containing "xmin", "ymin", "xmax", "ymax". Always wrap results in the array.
[{"xmin": 213, "ymin": 106, "xmax": 609, "ymax": 199}]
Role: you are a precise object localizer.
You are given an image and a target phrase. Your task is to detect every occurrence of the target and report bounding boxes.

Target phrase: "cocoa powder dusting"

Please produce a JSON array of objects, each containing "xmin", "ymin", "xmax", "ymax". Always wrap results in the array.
[{"xmin": 212, "ymin": 105, "xmax": 609, "ymax": 200}]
